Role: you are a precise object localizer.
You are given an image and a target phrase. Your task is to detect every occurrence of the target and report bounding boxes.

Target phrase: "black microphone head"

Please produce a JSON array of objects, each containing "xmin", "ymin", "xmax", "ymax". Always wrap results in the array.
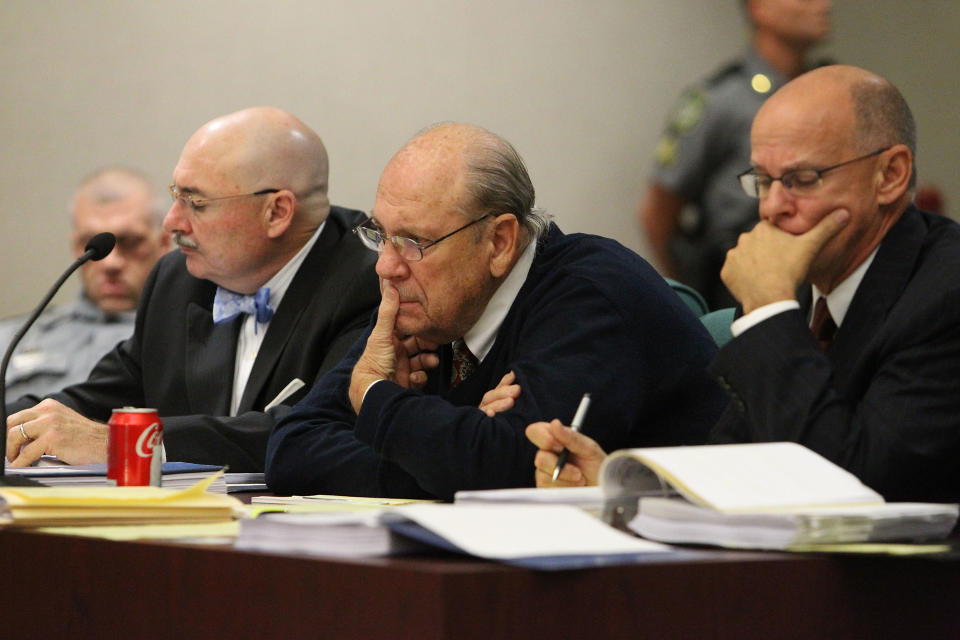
[{"xmin": 85, "ymin": 232, "xmax": 116, "ymax": 261}]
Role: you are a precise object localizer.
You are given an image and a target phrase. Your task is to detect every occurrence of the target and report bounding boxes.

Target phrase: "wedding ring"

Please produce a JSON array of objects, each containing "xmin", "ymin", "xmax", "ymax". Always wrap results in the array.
[{"xmin": 18, "ymin": 424, "xmax": 28, "ymax": 440}]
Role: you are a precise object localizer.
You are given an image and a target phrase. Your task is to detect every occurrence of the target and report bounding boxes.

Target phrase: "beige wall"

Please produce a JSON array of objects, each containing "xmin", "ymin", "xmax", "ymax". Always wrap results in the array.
[{"xmin": 0, "ymin": 1, "xmax": 955, "ymax": 315}]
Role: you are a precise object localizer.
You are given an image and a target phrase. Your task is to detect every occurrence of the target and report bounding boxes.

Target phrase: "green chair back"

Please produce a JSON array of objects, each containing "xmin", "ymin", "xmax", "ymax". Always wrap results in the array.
[
  {"xmin": 700, "ymin": 307, "xmax": 735, "ymax": 347},
  {"xmin": 664, "ymin": 278, "xmax": 709, "ymax": 317}
]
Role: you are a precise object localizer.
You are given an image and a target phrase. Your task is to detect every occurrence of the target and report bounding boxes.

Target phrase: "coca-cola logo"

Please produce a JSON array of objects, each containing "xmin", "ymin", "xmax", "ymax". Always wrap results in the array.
[{"xmin": 135, "ymin": 423, "xmax": 162, "ymax": 458}]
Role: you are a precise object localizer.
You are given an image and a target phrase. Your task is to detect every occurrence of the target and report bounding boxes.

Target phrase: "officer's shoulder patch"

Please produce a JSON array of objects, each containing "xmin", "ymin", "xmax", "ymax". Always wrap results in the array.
[
  {"xmin": 655, "ymin": 135, "xmax": 679, "ymax": 167},
  {"xmin": 668, "ymin": 88, "xmax": 707, "ymax": 134}
]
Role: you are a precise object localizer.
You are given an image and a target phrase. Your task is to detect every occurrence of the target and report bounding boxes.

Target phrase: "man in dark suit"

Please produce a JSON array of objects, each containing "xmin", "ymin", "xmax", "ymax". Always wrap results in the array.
[
  {"xmin": 710, "ymin": 64, "xmax": 960, "ymax": 502},
  {"xmin": 265, "ymin": 123, "xmax": 726, "ymax": 500},
  {"xmin": 529, "ymin": 66, "xmax": 960, "ymax": 504},
  {"xmin": 5, "ymin": 107, "xmax": 379, "ymax": 471}
]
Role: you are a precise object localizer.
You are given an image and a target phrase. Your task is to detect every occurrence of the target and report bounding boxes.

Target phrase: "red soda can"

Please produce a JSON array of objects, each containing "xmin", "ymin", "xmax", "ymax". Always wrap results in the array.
[{"xmin": 107, "ymin": 407, "xmax": 163, "ymax": 487}]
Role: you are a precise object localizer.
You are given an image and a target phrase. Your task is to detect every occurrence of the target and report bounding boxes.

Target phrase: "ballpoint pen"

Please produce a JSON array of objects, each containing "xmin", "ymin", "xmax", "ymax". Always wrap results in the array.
[{"xmin": 552, "ymin": 392, "xmax": 591, "ymax": 482}]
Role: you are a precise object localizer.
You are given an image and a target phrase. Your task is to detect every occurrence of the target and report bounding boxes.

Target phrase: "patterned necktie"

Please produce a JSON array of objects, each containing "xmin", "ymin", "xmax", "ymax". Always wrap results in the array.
[
  {"xmin": 450, "ymin": 339, "xmax": 479, "ymax": 388},
  {"xmin": 212, "ymin": 286, "xmax": 275, "ymax": 328},
  {"xmin": 810, "ymin": 296, "xmax": 837, "ymax": 351}
]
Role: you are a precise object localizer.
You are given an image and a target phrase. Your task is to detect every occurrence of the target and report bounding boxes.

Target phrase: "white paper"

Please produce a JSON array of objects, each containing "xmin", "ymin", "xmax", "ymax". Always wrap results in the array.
[
  {"xmin": 603, "ymin": 442, "xmax": 883, "ymax": 512},
  {"xmin": 393, "ymin": 503, "xmax": 669, "ymax": 559},
  {"xmin": 454, "ymin": 486, "xmax": 603, "ymax": 506}
]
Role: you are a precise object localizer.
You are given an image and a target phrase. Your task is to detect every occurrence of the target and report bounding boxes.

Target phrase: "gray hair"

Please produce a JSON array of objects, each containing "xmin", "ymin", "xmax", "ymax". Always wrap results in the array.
[
  {"xmin": 850, "ymin": 78, "xmax": 917, "ymax": 190},
  {"xmin": 457, "ymin": 128, "xmax": 550, "ymax": 241}
]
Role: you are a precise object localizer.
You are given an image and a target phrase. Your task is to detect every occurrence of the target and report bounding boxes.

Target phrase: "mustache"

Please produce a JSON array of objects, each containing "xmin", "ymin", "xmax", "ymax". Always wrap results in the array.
[{"xmin": 172, "ymin": 232, "xmax": 198, "ymax": 250}]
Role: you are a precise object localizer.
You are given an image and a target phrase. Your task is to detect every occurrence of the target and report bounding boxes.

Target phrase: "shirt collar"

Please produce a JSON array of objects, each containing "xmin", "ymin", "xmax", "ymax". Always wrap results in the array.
[
  {"xmin": 811, "ymin": 246, "xmax": 879, "ymax": 327},
  {"xmin": 259, "ymin": 220, "xmax": 326, "ymax": 312},
  {"xmin": 461, "ymin": 238, "xmax": 537, "ymax": 362}
]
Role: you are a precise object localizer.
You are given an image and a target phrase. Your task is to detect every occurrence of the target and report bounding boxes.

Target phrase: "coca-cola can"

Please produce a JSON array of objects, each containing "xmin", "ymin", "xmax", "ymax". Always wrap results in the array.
[{"xmin": 107, "ymin": 407, "xmax": 163, "ymax": 487}]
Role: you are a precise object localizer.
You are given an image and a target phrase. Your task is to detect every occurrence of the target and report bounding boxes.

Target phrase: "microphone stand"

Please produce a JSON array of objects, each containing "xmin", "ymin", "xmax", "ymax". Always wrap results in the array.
[{"xmin": 0, "ymin": 235, "xmax": 114, "ymax": 486}]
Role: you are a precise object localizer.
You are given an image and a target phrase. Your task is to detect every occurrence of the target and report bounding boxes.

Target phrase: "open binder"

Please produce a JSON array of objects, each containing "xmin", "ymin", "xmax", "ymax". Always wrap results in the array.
[{"xmin": 599, "ymin": 442, "xmax": 958, "ymax": 549}]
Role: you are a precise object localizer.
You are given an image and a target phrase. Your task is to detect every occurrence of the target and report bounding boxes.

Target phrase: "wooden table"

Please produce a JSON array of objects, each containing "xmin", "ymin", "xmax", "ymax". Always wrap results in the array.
[{"xmin": 2, "ymin": 527, "xmax": 958, "ymax": 639}]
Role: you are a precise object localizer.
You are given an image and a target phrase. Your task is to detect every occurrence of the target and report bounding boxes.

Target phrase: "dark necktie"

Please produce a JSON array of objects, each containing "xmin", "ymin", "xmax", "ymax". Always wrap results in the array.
[
  {"xmin": 450, "ymin": 339, "xmax": 479, "ymax": 388},
  {"xmin": 810, "ymin": 297, "xmax": 837, "ymax": 351}
]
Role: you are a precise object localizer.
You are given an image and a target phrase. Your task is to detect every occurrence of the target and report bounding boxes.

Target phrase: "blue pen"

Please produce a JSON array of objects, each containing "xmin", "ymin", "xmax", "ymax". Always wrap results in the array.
[{"xmin": 552, "ymin": 393, "xmax": 591, "ymax": 482}]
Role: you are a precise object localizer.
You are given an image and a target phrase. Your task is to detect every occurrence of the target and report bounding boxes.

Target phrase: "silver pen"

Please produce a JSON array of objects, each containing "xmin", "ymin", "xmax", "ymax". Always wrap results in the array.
[{"xmin": 552, "ymin": 393, "xmax": 591, "ymax": 482}]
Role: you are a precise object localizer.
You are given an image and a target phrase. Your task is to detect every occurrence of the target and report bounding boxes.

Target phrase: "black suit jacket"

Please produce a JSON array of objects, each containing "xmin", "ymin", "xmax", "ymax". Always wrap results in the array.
[
  {"xmin": 10, "ymin": 206, "xmax": 380, "ymax": 471},
  {"xmin": 709, "ymin": 207, "xmax": 960, "ymax": 502}
]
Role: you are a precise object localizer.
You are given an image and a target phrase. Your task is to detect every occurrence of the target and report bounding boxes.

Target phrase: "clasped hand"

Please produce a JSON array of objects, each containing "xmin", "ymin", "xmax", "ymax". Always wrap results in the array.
[
  {"xmin": 721, "ymin": 209, "xmax": 850, "ymax": 313},
  {"xmin": 348, "ymin": 283, "xmax": 440, "ymax": 413}
]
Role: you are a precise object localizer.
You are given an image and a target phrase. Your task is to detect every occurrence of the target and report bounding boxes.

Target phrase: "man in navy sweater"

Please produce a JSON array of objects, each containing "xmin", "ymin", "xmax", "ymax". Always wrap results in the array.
[{"xmin": 265, "ymin": 123, "xmax": 726, "ymax": 500}]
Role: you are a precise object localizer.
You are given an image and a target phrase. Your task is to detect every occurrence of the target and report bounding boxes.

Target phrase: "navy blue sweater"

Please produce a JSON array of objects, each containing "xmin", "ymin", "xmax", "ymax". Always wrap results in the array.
[{"xmin": 266, "ymin": 224, "xmax": 727, "ymax": 499}]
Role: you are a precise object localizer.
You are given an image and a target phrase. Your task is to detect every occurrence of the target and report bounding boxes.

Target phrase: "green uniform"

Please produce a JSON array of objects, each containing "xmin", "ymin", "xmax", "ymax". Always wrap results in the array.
[{"xmin": 651, "ymin": 48, "xmax": 790, "ymax": 309}]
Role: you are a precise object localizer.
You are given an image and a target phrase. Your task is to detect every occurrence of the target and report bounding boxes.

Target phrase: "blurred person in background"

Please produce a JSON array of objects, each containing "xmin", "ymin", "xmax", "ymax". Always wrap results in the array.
[
  {"xmin": 639, "ymin": 0, "xmax": 832, "ymax": 309},
  {"xmin": 0, "ymin": 167, "xmax": 169, "ymax": 399}
]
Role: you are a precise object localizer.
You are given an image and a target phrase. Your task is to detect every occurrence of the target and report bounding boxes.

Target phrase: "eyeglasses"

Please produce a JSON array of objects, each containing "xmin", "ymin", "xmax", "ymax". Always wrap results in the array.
[
  {"xmin": 353, "ymin": 214, "xmax": 492, "ymax": 262},
  {"xmin": 167, "ymin": 185, "xmax": 280, "ymax": 213},
  {"xmin": 737, "ymin": 147, "xmax": 890, "ymax": 199}
]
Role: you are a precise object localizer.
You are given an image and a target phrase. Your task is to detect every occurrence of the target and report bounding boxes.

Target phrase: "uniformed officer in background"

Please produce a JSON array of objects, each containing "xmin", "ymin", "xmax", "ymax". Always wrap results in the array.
[
  {"xmin": 638, "ymin": 0, "xmax": 832, "ymax": 309},
  {"xmin": 0, "ymin": 167, "xmax": 170, "ymax": 398}
]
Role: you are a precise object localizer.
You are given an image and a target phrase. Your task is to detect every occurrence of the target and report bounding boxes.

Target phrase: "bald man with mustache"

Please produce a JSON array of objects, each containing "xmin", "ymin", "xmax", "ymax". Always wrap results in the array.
[{"xmin": 5, "ymin": 107, "xmax": 380, "ymax": 471}]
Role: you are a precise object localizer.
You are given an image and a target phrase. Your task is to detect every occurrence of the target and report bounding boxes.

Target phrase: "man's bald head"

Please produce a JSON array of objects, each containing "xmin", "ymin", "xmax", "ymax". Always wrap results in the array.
[
  {"xmin": 384, "ymin": 123, "xmax": 543, "ymax": 239},
  {"xmin": 165, "ymin": 107, "xmax": 333, "ymax": 293},
  {"xmin": 758, "ymin": 65, "xmax": 916, "ymax": 187},
  {"xmin": 372, "ymin": 123, "xmax": 545, "ymax": 343},
  {"xmin": 750, "ymin": 65, "xmax": 915, "ymax": 291},
  {"xmin": 182, "ymin": 106, "xmax": 330, "ymax": 224},
  {"xmin": 380, "ymin": 123, "xmax": 474, "ymax": 216}
]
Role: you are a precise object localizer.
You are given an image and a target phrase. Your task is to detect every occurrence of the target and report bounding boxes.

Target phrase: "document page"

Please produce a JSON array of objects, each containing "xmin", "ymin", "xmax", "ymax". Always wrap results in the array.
[
  {"xmin": 392, "ymin": 503, "xmax": 669, "ymax": 560},
  {"xmin": 602, "ymin": 442, "xmax": 883, "ymax": 512}
]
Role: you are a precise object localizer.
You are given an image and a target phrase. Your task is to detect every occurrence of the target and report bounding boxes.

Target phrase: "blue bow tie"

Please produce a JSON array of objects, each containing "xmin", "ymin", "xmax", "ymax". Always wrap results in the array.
[{"xmin": 212, "ymin": 286, "xmax": 275, "ymax": 327}]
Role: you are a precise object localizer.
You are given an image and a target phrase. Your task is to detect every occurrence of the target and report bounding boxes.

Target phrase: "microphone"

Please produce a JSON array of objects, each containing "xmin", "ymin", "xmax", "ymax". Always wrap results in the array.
[
  {"xmin": 84, "ymin": 232, "xmax": 117, "ymax": 261},
  {"xmin": 0, "ymin": 232, "xmax": 116, "ymax": 485}
]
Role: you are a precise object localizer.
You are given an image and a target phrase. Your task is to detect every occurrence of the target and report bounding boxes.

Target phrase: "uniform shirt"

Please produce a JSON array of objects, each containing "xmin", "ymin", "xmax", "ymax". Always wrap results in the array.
[
  {"xmin": 0, "ymin": 294, "xmax": 136, "ymax": 400},
  {"xmin": 650, "ymin": 47, "xmax": 792, "ymax": 308}
]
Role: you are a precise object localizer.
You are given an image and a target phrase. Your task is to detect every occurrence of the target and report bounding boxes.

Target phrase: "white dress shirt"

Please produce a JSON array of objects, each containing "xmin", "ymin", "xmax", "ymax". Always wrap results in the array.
[
  {"xmin": 730, "ymin": 247, "xmax": 879, "ymax": 337},
  {"xmin": 460, "ymin": 237, "xmax": 536, "ymax": 362},
  {"xmin": 230, "ymin": 222, "xmax": 325, "ymax": 415}
]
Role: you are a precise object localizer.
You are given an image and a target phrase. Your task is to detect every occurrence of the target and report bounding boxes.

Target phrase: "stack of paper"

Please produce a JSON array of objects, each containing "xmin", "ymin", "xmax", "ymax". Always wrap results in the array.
[
  {"xmin": 224, "ymin": 472, "xmax": 267, "ymax": 493},
  {"xmin": 634, "ymin": 498, "xmax": 957, "ymax": 549},
  {"xmin": 251, "ymin": 494, "xmax": 433, "ymax": 507},
  {"xmin": 455, "ymin": 486, "xmax": 603, "ymax": 506},
  {"xmin": 0, "ymin": 473, "xmax": 241, "ymax": 527},
  {"xmin": 599, "ymin": 442, "xmax": 959, "ymax": 549},
  {"xmin": 237, "ymin": 511, "xmax": 426, "ymax": 557},
  {"xmin": 455, "ymin": 486, "xmax": 606, "ymax": 517},
  {"xmin": 236, "ymin": 503, "xmax": 672, "ymax": 569},
  {"xmin": 5, "ymin": 461, "xmax": 227, "ymax": 492},
  {"xmin": 385, "ymin": 504, "xmax": 671, "ymax": 569}
]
